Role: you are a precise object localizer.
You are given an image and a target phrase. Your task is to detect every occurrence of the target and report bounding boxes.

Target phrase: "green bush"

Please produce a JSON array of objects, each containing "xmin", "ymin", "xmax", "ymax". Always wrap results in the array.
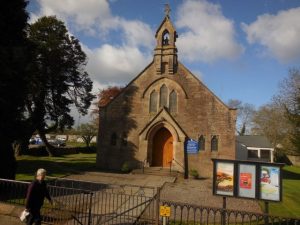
[
  {"xmin": 121, "ymin": 162, "xmax": 131, "ymax": 173},
  {"xmin": 189, "ymin": 169, "xmax": 199, "ymax": 179}
]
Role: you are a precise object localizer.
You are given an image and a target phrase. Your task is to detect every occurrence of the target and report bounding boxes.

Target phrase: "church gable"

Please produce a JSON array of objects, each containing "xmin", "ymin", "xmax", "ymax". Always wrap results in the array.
[{"xmin": 97, "ymin": 5, "xmax": 236, "ymax": 175}]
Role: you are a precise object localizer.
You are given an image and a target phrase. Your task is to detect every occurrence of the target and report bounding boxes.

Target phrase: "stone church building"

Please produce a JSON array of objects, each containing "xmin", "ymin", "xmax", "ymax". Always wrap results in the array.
[{"xmin": 96, "ymin": 10, "xmax": 236, "ymax": 177}]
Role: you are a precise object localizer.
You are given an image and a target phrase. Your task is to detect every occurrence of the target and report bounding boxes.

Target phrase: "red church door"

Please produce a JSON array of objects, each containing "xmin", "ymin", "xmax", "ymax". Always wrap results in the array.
[{"xmin": 152, "ymin": 128, "xmax": 173, "ymax": 167}]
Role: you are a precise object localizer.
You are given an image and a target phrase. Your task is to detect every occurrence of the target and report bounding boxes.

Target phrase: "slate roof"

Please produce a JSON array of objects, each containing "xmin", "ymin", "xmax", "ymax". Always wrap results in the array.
[{"xmin": 236, "ymin": 135, "xmax": 273, "ymax": 148}]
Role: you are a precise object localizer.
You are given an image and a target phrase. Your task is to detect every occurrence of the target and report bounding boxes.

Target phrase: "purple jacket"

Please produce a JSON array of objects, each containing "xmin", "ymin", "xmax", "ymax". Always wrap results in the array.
[{"xmin": 25, "ymin": 180, "xmax": 51, "ymax": 210}]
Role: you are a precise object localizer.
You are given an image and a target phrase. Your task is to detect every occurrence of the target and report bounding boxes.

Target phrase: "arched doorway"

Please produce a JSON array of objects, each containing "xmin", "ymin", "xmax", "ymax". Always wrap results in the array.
[{"xmin": 152, "ymin": 128, "xmax": 173, "ymax": 167}]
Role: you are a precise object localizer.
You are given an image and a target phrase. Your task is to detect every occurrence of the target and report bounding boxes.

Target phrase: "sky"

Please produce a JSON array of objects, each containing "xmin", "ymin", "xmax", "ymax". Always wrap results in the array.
[{"xmin": 27, "ymin": 0, "xmax": 300, "ymax": 124}]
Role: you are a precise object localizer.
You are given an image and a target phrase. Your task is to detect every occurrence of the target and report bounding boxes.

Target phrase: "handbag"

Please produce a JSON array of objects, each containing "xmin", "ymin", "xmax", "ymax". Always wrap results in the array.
[{"xmin": 20, "ymin": 209, "xmax": 30, "ymax": 222}]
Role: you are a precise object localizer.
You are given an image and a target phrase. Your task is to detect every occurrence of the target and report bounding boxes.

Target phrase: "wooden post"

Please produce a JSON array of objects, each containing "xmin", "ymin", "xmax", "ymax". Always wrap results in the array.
[
  {"xmin": 156, "ymin": 187, "xmax": 161, "ymax": 225},
  {"xmin": 264, "ymin": 201, "xmax": 269, "ymax": 225},
  {"xmin": 184, "ymin": 138, "xmax": 189, "ymax": 179},
  {"xmin": 222, "ymin": 197, "xmax": 226, "ymax": 225}
]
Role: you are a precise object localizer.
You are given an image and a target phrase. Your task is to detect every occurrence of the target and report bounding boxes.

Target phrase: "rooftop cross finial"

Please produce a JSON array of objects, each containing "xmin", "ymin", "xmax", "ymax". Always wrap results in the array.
[{"xmin": 164, "ymin": 3, "xmax": 171, "ymax": 17}]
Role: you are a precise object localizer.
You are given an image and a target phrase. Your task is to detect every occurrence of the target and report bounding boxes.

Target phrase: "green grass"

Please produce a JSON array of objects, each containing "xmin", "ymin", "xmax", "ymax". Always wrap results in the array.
[
  {"xmin": 16, "ymin": 153, "xmax": 97, "ymax": 181},
  {"xmin": 262, "ymin": 165, "xmax": 300, "ymax": 218},
  {"xmin": 66, "ymin": 141, "xmax": 97, "ymax": 148}
]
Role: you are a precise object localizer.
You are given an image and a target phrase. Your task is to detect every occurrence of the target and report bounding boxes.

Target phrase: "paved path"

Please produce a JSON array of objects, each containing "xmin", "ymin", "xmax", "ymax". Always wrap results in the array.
[
  {"xmin": 160, "ymin": 176, "xmax": 262, "ymax": 213},
  {"xmin": 66, "ymin": 171, "xmax": 176, "ymax": 188},
  {"xmin": 0, "ymin": 203, "xmax": 24, "ymax": 225},
  {"xmin": 67, "ymin": 171, "xmax": 262, "ymax": 213}
]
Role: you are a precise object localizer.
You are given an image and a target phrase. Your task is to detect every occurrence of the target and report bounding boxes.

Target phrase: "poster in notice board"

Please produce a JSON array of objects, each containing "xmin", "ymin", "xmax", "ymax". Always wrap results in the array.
[
  {"xmin": 260, "ymin": 166, "xmax": 281, "ymax": 201},
  {"xmin": 238, "ymin": 164, "xmax": 256, "ymax": 198},
  {"xmin": 215, "ymin": 162, "xmax": 234, "ymax": 196}
]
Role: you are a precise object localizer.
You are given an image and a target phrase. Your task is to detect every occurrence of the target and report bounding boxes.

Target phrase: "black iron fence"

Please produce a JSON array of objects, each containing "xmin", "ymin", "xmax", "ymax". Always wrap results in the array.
[
  {"xmin": 0, "ymin": 178, "xmax": 94, "ymax": 225},
  {"xmin": 0, "ymin": 178, "xmax": 157, "ymax": 225},
  {"xmin": 0, "ymin": 178, "xmax": 299, "ymax": 225},
  {"xmin": 136, "ymin": 199, "xmax": 300, "ymax": 225}
]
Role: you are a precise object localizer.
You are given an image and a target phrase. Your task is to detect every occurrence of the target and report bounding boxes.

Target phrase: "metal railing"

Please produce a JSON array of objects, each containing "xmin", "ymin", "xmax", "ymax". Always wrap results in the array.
[
  {"xmin": 1, "ymin": 178, "xmax": 300, "ymax": 225},
  {"xmin": 136, "ymin": 199, "xmax": 300, "ymax": 225},
  {"xmin": 0, "ymin": 178, "xmax": 93, "ymax": 225},
  {"xmin": 0, "ymin": 178, "xmax": 157, "ymax": 225}
]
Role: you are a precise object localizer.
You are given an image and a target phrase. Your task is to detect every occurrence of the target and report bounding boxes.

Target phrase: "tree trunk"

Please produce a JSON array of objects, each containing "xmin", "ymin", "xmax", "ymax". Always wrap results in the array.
[
  {"xmin": 82, "ymin": 136, "xmax": 91, "ymax": 148},
  {"xmin": 13, "ymin": 137, "xmax": 30, "ymax": 157},
  {"xmin": 38, "ymin": 129, "xmax": 56, "ymax": 157},
  {"xmin": 0, "ymin": 141, "xmax": 16, "ymax": 179}
]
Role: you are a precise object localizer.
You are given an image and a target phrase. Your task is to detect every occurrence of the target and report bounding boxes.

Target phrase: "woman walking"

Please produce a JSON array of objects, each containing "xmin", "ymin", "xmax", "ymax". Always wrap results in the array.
[{"xmin": 25, "ymin": 168, "xmax": 52, "ymax": 225}]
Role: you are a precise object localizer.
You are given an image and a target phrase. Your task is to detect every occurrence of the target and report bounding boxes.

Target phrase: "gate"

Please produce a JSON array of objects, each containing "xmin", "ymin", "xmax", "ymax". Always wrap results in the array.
[
  {"xmin": 0, "ymin": 178, "xmax": 157, "ymax": 225},
  {"xmin": 0, "ymin": 178, "xmax": 93, "ymax": 225},
  {"xmin": 1, "ymin": 178, "xmax": 299, "ymax": 225}
]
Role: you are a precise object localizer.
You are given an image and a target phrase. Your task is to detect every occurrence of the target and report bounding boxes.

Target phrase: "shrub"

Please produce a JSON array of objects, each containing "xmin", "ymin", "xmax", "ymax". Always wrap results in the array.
[
  {"xmin": 189, "ymin": 169, "xmax": 199, "ymax": 179},
  {"xmin": 121, "ymin": 162, "xmax": 131, "ymax": 173}
]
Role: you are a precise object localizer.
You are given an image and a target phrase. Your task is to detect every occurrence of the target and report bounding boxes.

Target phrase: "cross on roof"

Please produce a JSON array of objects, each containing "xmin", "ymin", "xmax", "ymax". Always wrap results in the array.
[{"xmin": 164, "ymin": 4, "xmax": 171, "ymax": 17}]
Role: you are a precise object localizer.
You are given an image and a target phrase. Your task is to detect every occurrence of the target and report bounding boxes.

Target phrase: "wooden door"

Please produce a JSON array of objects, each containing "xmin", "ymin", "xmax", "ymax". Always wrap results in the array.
[{"xmin": 152, "ymin": 128, "xmax": 173, "ymax": 167}]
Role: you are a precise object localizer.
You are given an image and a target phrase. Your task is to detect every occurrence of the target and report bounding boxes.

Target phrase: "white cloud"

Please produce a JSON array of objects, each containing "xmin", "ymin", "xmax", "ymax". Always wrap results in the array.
[
  {"xmin": 32, "ymin": 0, "xmax": 154, "ymax": 46},
  {"xmin": 83, "ymin": 44, "xmax": 152, "ymax": 86},
  {"xmin": 30, "ymin": 0, "xmax": 155, "ymax": 124},
  {"xmin": 35, "ymin": 0, "xmax": 111, "ymax": 34},
  {"xmin": 119, "ymin": 19, "xmax": 154, "ymax": 48},
  {"xmin": 175, "ymin": 0, "xmax": 243, "ymax": 63},
  {"xmin": 242, "ymin": 7, "xmax": 300, "ymax": 63},
  {"xmin": 31, "ymin": 0, "xmax": 154, "ymax": 84}
]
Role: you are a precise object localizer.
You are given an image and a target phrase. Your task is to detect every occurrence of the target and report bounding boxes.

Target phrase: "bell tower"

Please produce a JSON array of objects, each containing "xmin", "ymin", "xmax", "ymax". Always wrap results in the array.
[{"xmin": 154, "ymin": 4, "xmax": 178, "ymax": 75}]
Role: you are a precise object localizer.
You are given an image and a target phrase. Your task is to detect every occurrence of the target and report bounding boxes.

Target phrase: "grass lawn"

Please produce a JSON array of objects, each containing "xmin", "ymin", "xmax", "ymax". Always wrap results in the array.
[
  {"xmin": 263, "ymin": 165, "xmax": 300, "ymax": 218},
  {"xmin": 16, "ymin": 153, "xmax": 97, "ymax": 181}
]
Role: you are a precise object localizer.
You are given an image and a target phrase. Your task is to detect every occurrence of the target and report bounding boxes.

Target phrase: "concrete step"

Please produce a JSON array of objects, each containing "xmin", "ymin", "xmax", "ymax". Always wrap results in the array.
[{"xmin": 132, "ymin": 167, "xmax": 181, "ymax": 177}]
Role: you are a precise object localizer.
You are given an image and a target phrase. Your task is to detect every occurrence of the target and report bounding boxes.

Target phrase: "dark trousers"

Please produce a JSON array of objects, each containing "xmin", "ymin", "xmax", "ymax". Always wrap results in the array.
[{"xmin": 26, "ymin": 208, "xmax": 41, "ymax": 225}]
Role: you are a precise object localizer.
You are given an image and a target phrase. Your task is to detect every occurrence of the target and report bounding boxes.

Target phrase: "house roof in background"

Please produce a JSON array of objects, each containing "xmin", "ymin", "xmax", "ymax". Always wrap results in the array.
[{"xmin": 236, "ymin": 135, "xmax": 273, "ymax": 148}]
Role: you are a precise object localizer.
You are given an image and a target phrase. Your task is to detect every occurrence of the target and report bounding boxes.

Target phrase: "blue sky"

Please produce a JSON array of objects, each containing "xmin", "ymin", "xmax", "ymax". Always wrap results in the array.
[{"xmin": 27, "ymin": 0, "xmax": 300, "ymax": 123}]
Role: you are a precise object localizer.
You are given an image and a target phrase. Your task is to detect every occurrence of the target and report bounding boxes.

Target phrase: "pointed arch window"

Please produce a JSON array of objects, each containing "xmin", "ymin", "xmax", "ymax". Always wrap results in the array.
[
  {"xmin": 110, "ymin": 132, "xmax": 117, "ymax": 146},
  {"xmin": 149, "ymin": 90, "xmax": 158, "ymax": 113},
  {"xmin": 211, "ymin": 135, "xmax": 218, "ymax": 151},
  {"xmin": 121, "ymin": 132, "xmax": 128, "ymax": 146},
  {"xmin": 169, "ymin": 90, "xmax": 177, "ymax": 113},
  {"xmin": 198, "ymin": 135, "xmax": 205, "ymax": 151},
  {"xmin": 162, "ymin": 30, "xmax": 170, "ymax": 45},
  {"xmin": 159, "ymin": 85, "xmax": 168, "ymax": 108}
]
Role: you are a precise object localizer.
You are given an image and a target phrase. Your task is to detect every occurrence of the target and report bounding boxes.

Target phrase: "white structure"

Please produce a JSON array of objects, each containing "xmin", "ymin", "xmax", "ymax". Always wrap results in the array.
[{"xmin": 236, "ymin": 136, "xmax": 274, "ymax": 162}]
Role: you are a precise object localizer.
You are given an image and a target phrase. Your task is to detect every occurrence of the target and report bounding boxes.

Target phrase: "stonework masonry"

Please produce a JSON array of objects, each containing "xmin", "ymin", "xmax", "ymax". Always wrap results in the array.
[{"xmin": 96, "ymin": 12, "xmax": 236, "ymax": 178}]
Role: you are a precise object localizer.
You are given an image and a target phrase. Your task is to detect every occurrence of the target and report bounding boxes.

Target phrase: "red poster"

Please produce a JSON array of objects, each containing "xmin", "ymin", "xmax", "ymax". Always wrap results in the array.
[{"xmin": 240, "ymin": 173, "xmax": 252, "ymax": 189}]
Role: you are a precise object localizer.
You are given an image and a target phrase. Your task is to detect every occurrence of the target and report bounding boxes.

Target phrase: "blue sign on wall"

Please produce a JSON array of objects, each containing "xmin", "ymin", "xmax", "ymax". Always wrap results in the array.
[{"xmin": 185, "ymin": 139, "xmax": 199, "ymax": 154}]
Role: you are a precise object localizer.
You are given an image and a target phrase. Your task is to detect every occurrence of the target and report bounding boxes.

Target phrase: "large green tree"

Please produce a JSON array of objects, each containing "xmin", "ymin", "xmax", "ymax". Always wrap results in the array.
[
  {"xmin": 0, "ymin": 0, "xmax": 29, "ymax": 178},
  {"xmin": 23, "ymin": 16, "xmax": 94, "ymax": 156}
]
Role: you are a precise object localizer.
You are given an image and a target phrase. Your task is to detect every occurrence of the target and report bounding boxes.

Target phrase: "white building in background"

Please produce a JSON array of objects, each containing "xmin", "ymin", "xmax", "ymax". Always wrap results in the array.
[{"xmin": 236, "ymin": 135, "xmax": 274, "ymax": 163}]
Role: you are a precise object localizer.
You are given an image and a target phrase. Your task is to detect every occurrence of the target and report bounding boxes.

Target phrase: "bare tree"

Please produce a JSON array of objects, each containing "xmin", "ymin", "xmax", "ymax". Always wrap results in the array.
[
  {"xmin": 228, "ymin": 99, "xmax": 255, "ymax": 135},
  {"xmin": 252, "ymin": 69, "xmax": 300, "ymax": 154}
]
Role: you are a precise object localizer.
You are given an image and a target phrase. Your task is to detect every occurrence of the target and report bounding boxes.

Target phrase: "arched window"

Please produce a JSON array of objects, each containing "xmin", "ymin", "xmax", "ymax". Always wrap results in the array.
[
  {"xmin": 159, "ymin": 85, "xmax": 168, "ymax": 108},
  {"xmin": 110, "ymin": 132, "xmax": 117, "ymax": 146},
  {"xmin": 121, "ymin": 132, "xmax": 128, "ymax": 146},
  {"xmin": 169, "ymin": 90, "xmax": 177, "ymax": 113},
  {"xmin": 149, "ymin": 90, "xmax": 158, "ymax": 113},
  {"xmin": 162, "ymin": 30, "xmax": 170, "ymax": 45},
  {"xmin": 211, "ymin": 135, "xmax": 218, "ymax": 151},
  {"xmin": 198, "ymin": 135, "xmax": 205, "ymax": 151}
]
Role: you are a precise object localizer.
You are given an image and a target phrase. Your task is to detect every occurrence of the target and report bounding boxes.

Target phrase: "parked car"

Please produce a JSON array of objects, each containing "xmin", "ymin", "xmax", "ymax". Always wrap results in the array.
[
  {"xmin": 48, "ymin": 139, "xmax": 66, "ymax": 147},
  {"xmin": 29, "ymin": 136, "xmax": 43, "ymax": 145}
]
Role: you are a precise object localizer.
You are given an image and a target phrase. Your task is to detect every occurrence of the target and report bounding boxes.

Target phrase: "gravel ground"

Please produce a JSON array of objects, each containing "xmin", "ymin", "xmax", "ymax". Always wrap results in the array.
[
  {"xmin": 66, "ymin": 171, "xmax": 262, "ymax": 214},
  {"xmin": 160, "ymin": 176, "xmax": 262, "ymax": 213}
]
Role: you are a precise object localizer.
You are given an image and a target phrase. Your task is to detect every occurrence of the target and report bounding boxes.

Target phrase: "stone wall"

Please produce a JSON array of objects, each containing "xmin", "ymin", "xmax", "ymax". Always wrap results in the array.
[
  {"xmin": 97, "ymin": 62, "xmax": 236, "ymax": 177},
  {"xmin": 287, "ymin": 155, "xmax": 300, "ymax": 166}
]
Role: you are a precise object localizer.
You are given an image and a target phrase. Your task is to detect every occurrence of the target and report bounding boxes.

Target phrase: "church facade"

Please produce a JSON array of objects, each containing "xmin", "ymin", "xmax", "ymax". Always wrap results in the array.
[{"xmin": 96, "ymin": 11, "xmax": 236, "ymax": 177}]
